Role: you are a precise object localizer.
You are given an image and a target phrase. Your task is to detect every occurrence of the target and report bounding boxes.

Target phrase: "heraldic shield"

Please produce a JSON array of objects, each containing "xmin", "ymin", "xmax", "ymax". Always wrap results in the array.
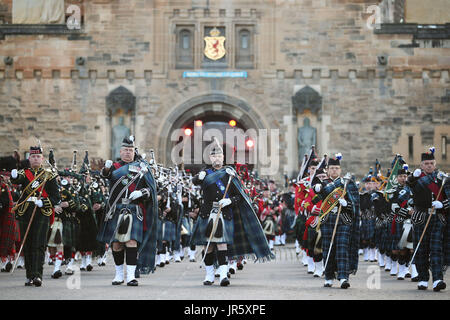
[{"xmin": 204, "ymin": 27, "xmax": 226, "ymax": 61}]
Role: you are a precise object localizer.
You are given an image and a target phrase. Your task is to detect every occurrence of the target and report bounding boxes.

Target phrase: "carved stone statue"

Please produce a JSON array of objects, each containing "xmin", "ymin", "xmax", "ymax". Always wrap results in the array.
[
  {"xmin": 297, "ymin": 117, "xmax": 316, "ymax": 164},
  {"xmin": 112, "ymin": 117, "xmax": 131, "ymax": 161}
]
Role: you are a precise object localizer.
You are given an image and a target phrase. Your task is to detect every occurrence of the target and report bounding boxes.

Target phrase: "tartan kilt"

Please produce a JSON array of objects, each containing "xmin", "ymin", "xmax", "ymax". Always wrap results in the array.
[
  {"xmin": 386, "ymin": 220, "xmax": 403, "ymax": 251},
  {"xmin": 181, "ymin": 216, "xmax": 191, "ymax": 236},
  {"xmin": 360, "ymin": 218, "xmax": 375, "ymax": 242},
  {"xmin": 0, "ymin": 210, "xmax": 20, "ymax": 257},
  {"xmin": 190, "ymin": 216, "xmax": 234, "ymax": 246},
  {"xmin": 162, "ymin": 221, "xmax": 176, "ymax": 242},
  {"xmin": 375, "ymin": 222, "xmax": 388, "ymax": 252},
  {"xmin": 320, "ymin": 213, "xmax": 352, "ymax": 280},
  {"xmin": 77, "ymin": 212, "xmax": 99, "ymax": 251},
  {"xmin": 62, "ymin": 217, "xmax": 76, "ymax": 248},
  {"xmin": 282, "ymin": 209, "xmax": 296, "ymax": 234},
  {"xmin": 96, "ymin": 204, "xmax": 144, "ymax": 244},
  {"xmin": 295, "ymin": 215, "xmax": 307, "ymax": 247},
  {"xmin": 156, "ymin": 218, "xmax": 163, "ymax": 241},
  {"xmin": 305, "ymin": 225, "xmax": 319, "ymax": 254}
]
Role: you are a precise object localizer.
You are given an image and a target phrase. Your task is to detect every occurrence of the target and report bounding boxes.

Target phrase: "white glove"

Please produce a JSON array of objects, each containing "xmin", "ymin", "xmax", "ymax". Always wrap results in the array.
[
  {"xmin": 105, "ymin": 160, "xmax": 113, "ymax": 169},
  {"xmin": 226, "ymin": 168, "xmax": 235, "ymax": 176},
  {"xmin": 338, "ymin": 198, "xmax": 348, "ymax": 207},
  {"xmin": 413, "ymin": 169, "xmax": 421, "ymax": 178},
  {"xmin": 198, "ymin": 171, "xmax": 206, "ymax": 181},
  {"xmin": 11, "ymin": 169, "xmax": 18, "ymax": 179},
  {"xmin": 432, "ymin": 201, "xmax": 443, "ymax": 209},
  {"xmin": 314, "ymin": 184, "xmax": 322, "ymax": 193},
  {"xmin": 35, "ymin": 199, "xmax": 43, "ymax": 208},
  {"xmin": 129, "ymin": 190, "xmax": 143, "ymax": 200},
  {"xmin": 219, "ymin": 198, "xmax": 232, "ymax": 208}
]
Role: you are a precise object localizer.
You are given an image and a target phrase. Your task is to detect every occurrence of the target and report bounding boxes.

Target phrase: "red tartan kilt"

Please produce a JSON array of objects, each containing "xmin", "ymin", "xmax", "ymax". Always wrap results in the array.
[{"xmin": 0, "ymin": 211, "xmax": 21, "ymax": 257}]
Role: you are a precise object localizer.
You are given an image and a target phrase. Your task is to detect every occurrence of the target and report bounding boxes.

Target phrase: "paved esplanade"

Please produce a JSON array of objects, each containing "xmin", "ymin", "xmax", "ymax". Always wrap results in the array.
[{"xmin": 1, "ymin": 245, "xmax": 448, "ymax": 300}]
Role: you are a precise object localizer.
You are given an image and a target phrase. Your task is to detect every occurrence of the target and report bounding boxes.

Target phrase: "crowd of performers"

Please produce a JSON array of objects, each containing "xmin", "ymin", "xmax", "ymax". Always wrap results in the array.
[{"xmin": 0, "ymin": 138, "xmax": 448, "ymax": 292}]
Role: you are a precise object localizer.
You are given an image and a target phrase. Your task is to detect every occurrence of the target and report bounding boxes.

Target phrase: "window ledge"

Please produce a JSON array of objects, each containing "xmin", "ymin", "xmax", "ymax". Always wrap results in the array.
[
  {"xmin": 0, "ymin": 24, "xmax": 84, "ymax": 40},
  {"xmin": 374, "ymin": 23, "xmax": 450, "ymax": 40}
]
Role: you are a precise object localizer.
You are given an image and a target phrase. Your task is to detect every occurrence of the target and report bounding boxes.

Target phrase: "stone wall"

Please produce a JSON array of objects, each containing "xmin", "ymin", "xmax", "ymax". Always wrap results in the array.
[{"xmin": 0, "ymin": 0, "xmax": 449, "ymax": 180}]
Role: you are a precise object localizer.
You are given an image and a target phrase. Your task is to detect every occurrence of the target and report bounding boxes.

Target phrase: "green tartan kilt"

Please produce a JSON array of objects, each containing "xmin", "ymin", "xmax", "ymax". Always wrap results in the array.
[
  {"xmin": 295, "ymin": 215, "xmax": 307, "ymax": 247},
  {"xmin": 62, "ymin": 217, "xmax": 77, "ymax": 248},
  {"xmin": 306, "ymin": 226, "xmax": 319, "ymax": 253}
]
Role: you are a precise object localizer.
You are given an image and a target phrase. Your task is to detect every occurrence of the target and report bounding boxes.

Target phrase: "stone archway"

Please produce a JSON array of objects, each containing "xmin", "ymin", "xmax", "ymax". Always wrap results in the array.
[{"xmin": 156, "ymin": 93, "xmax": 267, "ymax": 167}]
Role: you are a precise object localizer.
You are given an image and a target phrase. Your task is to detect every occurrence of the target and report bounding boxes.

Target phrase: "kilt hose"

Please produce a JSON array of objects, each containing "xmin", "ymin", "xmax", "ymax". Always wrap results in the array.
[
  {"xmin": 412, "ymin": 213, "xmax": 445, "ymax": 282},
  {"xmin": 18, "ymin": 209, "xmax": 50, "ymax": 279},
  {"xmin": 321, "ymin": 213, "xmax": 352, "ymax": 281}
]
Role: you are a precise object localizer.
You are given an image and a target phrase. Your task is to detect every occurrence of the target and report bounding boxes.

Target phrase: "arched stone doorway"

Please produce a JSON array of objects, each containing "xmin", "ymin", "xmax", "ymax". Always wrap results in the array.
[{"xmin": 156, "ymin": 93, "xmax": 267, "ymax": 172}]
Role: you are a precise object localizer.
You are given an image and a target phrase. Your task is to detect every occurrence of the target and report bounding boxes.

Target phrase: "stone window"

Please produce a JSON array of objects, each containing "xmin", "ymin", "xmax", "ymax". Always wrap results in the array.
[
  {"xmin": 176, "ymin": 25, "xmax": 195, "ymax": 69},
  {"xmin": 235, "ymin": 26, "xmax": 254, "ymax": 69}
]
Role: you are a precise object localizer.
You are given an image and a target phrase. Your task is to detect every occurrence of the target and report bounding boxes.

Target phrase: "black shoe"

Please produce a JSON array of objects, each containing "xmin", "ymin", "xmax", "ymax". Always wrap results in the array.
[
  {"xmin": 61, "ymin": 260, "xmax": 66, "ymax": 266},
  {"xmin": 308, "ymin": 271, "xmax": 314, "ymax": 274},
  {"xmin": 112, "ymin": 280, "xmax": 124, "ymax": 285},
  {"xmin": 229, "ymin": 268, "xmax": 235, "ymax": 275},
  {"xmin": 227, "ymin": 272, "xmax": 231, "ymax": 279},
  {"xmin": 340, "ymin": 281, "xmax": 350, "ymax": 289},
  {"xmin": 418, "ymin": 284, "xmax": 428, "ymax": 290},
  {"xmin": 101, "ymin": 262, "xmax": 106, "ymax": 266},
  {"xmin": 220, "ymin": 277, "xmax": 230, "ymax": 287},
  {"xmin": 405, "ymin": 273, "xmax": 411, "ymax": 278},
  {"xmin": 237, "ymin": 263, "xmax": 244, "ymax": 270},
  {"xmin": 48, "ymin": 261, "xmax": 54, "ymax": 266},
  {"xmin": 203, "ymin": 280, "xmax": 214, "ymax": 286},
  {"xmin": 433, "ymin": 281, "xmax": 446, "ymax": 292},
  {"xmin": 215, "ymin": 273, "xmax": 220, "ymax": 278},
  {"xmin": 189, "ymin": 259, "xmax": 196, "ymax": 263},
  {"xmin": 180, "ymin": 256, "xmax": 184, "ymax": 261},
  {"xmin": 25, "ymin": 279, "xmax": 34, "ymax": 286},
  {"xmin": 86, "ymin": 265, "xmax": 93, "ymax": 272},
  {"xmin": 33, "ymin": 277, "xmax": 42, "ymax": 287},
  {"xmin": 51, "ymin": 270, "xmax": 62, "ymax": 279},
  {"xmin": 127, "ymin": 279, "xmax": 138, "ymax": 286},
  {"xmin": 17, "ymin": 265, "xmax": 23, "ymax": 269},
  {"xmin": 80, "ymin": 267, "xmax": 86, "ymax": 271},
  {"xmin": 411, "ymin": 277, "xmax": 419, "ymax": 282},
  {"xmin": 1, "ymin": 268, "xmax": 6, "ymax": 272},
  {"xmin": 5, "ymin": 262, "xmax": 12, "ymax": 272},
  {"xmin": 159, "ymin": 262, "xmax": 165, "ymax": 268}
]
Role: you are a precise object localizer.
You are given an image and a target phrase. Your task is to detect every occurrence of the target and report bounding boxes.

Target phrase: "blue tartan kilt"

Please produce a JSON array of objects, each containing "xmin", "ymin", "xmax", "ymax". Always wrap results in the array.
[
  {"xmin": 375, "ymin": 223, "xmax": 388, "ymax": 251},
  {"xmin": 156, "ymin": 218, "xmax": 163, "ymax": 241},
  {"xmin": 182, "ymin": 217, "xmax": 191, "ymax": 235},
  {"xmin": 386, "ymin": 221, "xmax": 403, "ymax": 251},
  {"xmin": 96, "ymin": 204, "xmax": 144, "ymax": 244},
  {"xmin": 190, "ymin": 216, "xmax": 234, "ymax": 246},
  {"xmin": 320, "ymin": 213, "xmax": 352, "ymax": 280},
  {"xmin": 360, "ymin": 218, "xmax": 375, "ymax": 242},
  {"xmin": 162, "ymin": 221, "xmax": 176, "ymax": 242}
]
